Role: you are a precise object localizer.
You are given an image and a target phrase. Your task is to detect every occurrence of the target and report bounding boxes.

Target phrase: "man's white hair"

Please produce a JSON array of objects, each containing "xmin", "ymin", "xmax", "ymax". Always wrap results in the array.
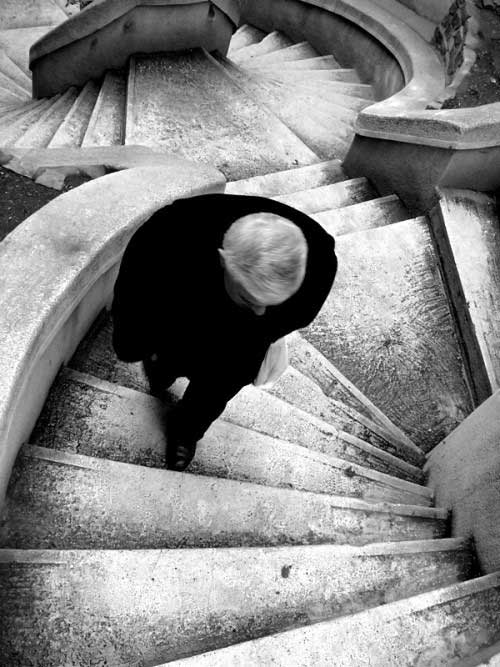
[{"xmin": 221, "ymin": 212, "xmax": 308, "ymax": 304}]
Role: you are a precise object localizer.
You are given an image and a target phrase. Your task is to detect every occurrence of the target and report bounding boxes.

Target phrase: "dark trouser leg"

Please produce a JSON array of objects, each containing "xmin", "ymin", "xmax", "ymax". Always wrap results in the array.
[{"xmin": 166, "ymin": 366, "xmax": 254, "ymax": 470}]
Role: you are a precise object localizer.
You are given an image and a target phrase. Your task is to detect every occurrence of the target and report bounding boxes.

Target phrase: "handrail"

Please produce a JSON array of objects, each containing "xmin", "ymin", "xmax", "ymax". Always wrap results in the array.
[
  {"xmin": 0, "ymin": 160, "xmax": 225, "ymax": 509},
  {"xmin": 30, "ymin": 0, "xmax": 240, "ymax": 63}
]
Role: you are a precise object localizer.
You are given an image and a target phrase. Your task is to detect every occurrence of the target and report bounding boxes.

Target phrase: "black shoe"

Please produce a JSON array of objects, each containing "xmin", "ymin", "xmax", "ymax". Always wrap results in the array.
[{"xmin": 166, "ymin": 438, "xmax": 197, "ymax": 471}]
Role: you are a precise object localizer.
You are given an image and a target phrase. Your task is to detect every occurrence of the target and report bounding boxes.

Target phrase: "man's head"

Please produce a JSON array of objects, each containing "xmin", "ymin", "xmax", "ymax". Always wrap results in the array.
[{"xmin": 219, "ymin": 212, "xmax": 308, "ymax": 316}]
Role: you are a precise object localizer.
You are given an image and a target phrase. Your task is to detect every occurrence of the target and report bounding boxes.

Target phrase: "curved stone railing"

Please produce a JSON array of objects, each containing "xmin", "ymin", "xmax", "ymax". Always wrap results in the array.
[
  {"xmin": 0, "ymin": 160, "xmax": 225, "ymax": 509},
  {"xmin": 238, "ymin": 0, "xmax": 500, "ymax": 211},
  {"xmin": 30, "ymin": 0, "xmax": 241, "ymax": 97}
]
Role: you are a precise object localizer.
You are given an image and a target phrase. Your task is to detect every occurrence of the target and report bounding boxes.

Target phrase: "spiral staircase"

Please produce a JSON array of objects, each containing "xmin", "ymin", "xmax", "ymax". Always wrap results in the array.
[{"xmin": 0, "ymin": 2, "xmax": 500, "ymax": 665}]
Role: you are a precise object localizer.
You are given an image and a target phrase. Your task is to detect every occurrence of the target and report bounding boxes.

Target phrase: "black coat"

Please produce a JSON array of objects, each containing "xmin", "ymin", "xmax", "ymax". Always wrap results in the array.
[{"xmin": 112, "ymin": 193, "xmax": 337, "ymax": 441}]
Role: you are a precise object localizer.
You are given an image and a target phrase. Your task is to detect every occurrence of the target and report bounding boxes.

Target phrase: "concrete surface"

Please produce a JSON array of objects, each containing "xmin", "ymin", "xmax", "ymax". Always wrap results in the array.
[
  {"xmin": 1, "ymin": 444, "xmax": 447, "ymax": 550},
  {"xmin": 48, "ymin": 80, "xmax": 100, "ymax": 147},
  {"xmin": 426, "ymin": 390, "xmax": 500, "ymax": 574},
  {"xmin": 125, "ymin": 50, "xmax": 318, "ymax": 180},
  {"xmin": 0, "ymin": 540, "xmax": 473, "ymax": 664},
  {"xmin": 0, "ymin": 0, "xmax": 67, "ymax": 29},
  {"xmin": 81, "ymin": 69, "xmax": 126, "ymax": 148},
  {"xmin": 273, "ymin": 178, "xmax": 376, "ymax": 213},
  {"xmin": 167, "ymin": 573, "xmax": 500, "ymax": 666}
]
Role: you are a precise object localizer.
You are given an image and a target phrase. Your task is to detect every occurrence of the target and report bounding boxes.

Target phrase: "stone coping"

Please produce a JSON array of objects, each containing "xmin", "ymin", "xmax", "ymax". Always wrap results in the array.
[
  {"xmin": 29, "ymin": 0, "xmax": 240, "ymax": 63},
  {"xmin": 269, "ymin": 0, "xmax": 499, "ymax": 152},
  {"xmin": 0, "ymin": 160, "xmax": 225, "ymax": 509}
]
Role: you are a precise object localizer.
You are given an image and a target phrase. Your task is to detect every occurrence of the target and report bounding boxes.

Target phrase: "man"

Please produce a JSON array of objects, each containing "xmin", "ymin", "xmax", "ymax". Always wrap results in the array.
[{"xmin": 112, "ymin": 193, "xmax": 337, "ymax": 471}]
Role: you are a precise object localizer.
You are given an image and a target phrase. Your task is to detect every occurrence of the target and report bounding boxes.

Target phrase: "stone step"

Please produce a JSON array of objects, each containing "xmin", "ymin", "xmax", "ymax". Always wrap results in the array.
[
  {"xmin": 226, "ymin": 24, "xmax": 266, "ymax": 55},
  {"xmin": 168, "ymin": 573, "xmax": 500, "ymax": 666},
  {"xmin": 304, "ymin": 217, "xmax": 474, "ymax": 453},
  {"xmin": 312, "ymin": 195, "xmax": 411, "ymax": 237},
  {"xmin": 371, "ymin": 0, "xmax": 437, "ymax": 42},
  {"xmin": 260, "ymin": 73, "xmax": 375, "ymax": 99},
  {"xmin": 0, "ymin": 539, "xmax": 474, "ymax": 665},
  {"xmin": 225, "ymin": 160, "xmax": 347, "ymax": 197},
  {"xmin": 47, "ymin": 79, "xmax": 100, "ymax": 148},
  {"xmin": 0, "ymin": 445, "xmax": 448, "ymax": 550},
  {"xmin": 272, "ymin": 178, "xmax": 377, "ymax": 214},
  {"xmin": 287, "ymin": 332, "xmax": 424, "ymax": 464},
  {"xmin": 125, "ymin": 50, "xmax": 318, "ymax": 181},
  {"xmin": 215, "ymin": 55, "xmax": 358, "ymax": 129},
  {"xmin": 213, "ymin": 56, "xmax": 354, "ymax": 160},
  {"xmin": 459, "ymin": 641, "xmax": 500, "ymax": 667},
  {"xmin": 0, "ymin": 27, "xmax": 52, "ymax": 75},
  {"xmin": 32, "ymin": 368, "xmax": 430, "ymax": 503},
  {"xmin": 0, "ymin": 98, "xmax": 46, "ymax": 125},
  {"xmin": 0, "ymin": 70, "xmax": 31, "ymax": 100},
  {"xmin": 68, "ymin": 311, "xmax": 424, "ymax": 468},
  {"xmin": 0, "ymin": 0, "xmax": 67, "ymax": 29},
  {"xmin": 0, "ymin": 49, "xmax": 32, "ymax": 92},
  {"xmin": 0, "ymin": 95, "xmax": 59, "ymax": 145},
  {"xmin": 229, "ymin": 30, "xmax": 294, "ymax": 64},
  {"xmin": 258, "ymin": 68, "xmax": 361, "ymax": 84},
  {"xmin": 0, "ymin": 84, "xmax": 26, "ymax": 106},
  {"xmin": 251, "ymin": 55, "xmax": 340, "ymax": 72},
  {"xmin": 430, "ymin": 189, "xmax": 500, "ymax": 402},
  {"xmin": 81, "ymin": 69, "xmax": 126, "ymax": 147},
  {"xmin": 262, "ymin": 366, "xmax": 421, "ymax": 464},
  {"xmin": 14, "ymin": 86, "xmax": 78, "ymax": 148},
  {"xmin": 235, "ymin": 41, "xmax": 321, "ymax": 67}
]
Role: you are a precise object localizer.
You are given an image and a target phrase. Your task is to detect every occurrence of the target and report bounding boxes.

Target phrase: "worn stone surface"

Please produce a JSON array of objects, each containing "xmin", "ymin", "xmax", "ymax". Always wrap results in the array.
[
  {"xmin": 273, "ymin": 178, "xmax": 376, "ymax": 213},
  {"xmin": 426, "ymin": 390, "xmax": 500, "ymax": 574},
  {"xmin": 81, "ymin": 69, "xmax": 126, "ymax": 147},
  {"xmin": 0, "ymin": 50, "xmax": 32, "ymax": 92},
  {"xmin": 0, "ymin": 96, "xmax": 57, "ymax": 145},
  {"xmin": 167, "ymin": 574, "xmax": 500, "ymax": 666},
  {"xmin": 431, "ymin": 188, "xmax": 500, "ymax": 400},
  {"xmin": 225, "ymin": 159, "xmax": 346, "ymax": 196},
  {"xmin": 0, "ymin": 445, "xmax": 447, "ymax": 550},
  {"xmin": 250, "ymin": 55, "xmax": 340, "ymax": 71},
  {"xmin": 0, "ymin": 26, "xmax": 52, "ymax": 74},
  {"xmin": 125, "ymin": 50, "xmax": 318, "ymax": 180},
  {"xmin": 31, "ymin": 368, "xmax": 430, "ymax": 505},
  {"xmin": 230, "ymin": 30, "xmax": 294, "ymax": 63},
  {"xmin": 0, "ymin": 540, "xmax": 473, "ymax": 665},
  {"xmin": 0, "ymin": 69, "xmax": 30, "ymax": 100},
  {"xmin": 234, "ymin": 40, "xmax": 319, "ymax": 67},
  {"xmin": 0, "ymin": 0, "xmax": 67, "ymax": 29},
  {"xmin": 303, "ymin": 217, "xmax": 474, "ymax": 451},
  {"xmin": 226, "ymin": 23, "xmax": 266, "ymax": 54},
  {"xmin": 48, "ymin": 80, "xmax": 100, "ymax": 147},
  {"xmin": 313, "ymin": 195, "xmax": 410, "ymax": 237},
  {"xmin": 14, "ymin": 87, "xmax": 78, "ymax": 148}
]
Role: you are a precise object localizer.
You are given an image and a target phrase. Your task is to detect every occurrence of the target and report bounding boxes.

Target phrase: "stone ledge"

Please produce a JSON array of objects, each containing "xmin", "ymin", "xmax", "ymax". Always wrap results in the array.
[
  {"xmin": 30, "ymin": 0, "xmax": 240, "ymax": 62},
  {"xmin": 0, "ymin": 162, "xmax": 225, "ymax": 509},
  {"xmin": 0, "ymin": 144, "xmax": 215, "ymax": 189}
]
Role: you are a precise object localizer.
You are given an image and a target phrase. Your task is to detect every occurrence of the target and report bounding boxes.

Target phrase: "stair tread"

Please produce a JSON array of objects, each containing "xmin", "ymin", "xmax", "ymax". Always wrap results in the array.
[
  {"xmin": 0, "ymin": 84, "xmax": 26, "ymax": 106},
  {"xmin": 249, "ymin": 55, "xmax": 340, "ymax": 71},
  {"xmin": 165, "ymin": 573, "xmax": 500, "ymax": 666},
  {"xmin": 0, "ymin": 445, "xmax": 447, "ymax": 552},
  {"xmin": 125, "ymin": 50, "xmax": 318, "ymax": 181},
  {"xmin": 431, "ymin": 188, "xmax": 500, "ymax": 395},
  {"xmin": 304, "ymin": 217, "xmax": 474, "ymax": 452},
  {"xmin": 225, "ymin": 160, "xmax": 347, "ymax": 197},
  {"xmin": 0, "ymin": 0, "xmax": 67, "ymax": 30},
  {"xmin": 0, "ymin": 26, "xmax": 53, "ymax": 75},
  {"xmin": 0, "ymin": 50, "xmax": 31, "ymax": 93},
  {"xmin": 235, "ymin": 41, "xmax": 321, "ymax": 67},
  {"xmin": 48, "ymin": 79, "xmax": 100, "ymax": 148},
  {"xmin": 81, "ymin": 69, "xmax": 126, "ymax": 147},
  {"xmin": 312, "ymin": 195, "xmax": 411, "ymax": 237},
  {"xmin": 257, "ymin": 72, "xmax": 375, "ymax": 98},
  {"xmin": 227, "ymin": 24, "xmax": 266, "ymax": 55},
  {"xmin": 69, "ymin": 310, "xmax": 424, "ymax": 468},
  {"xmin": 0, "ymin": 540, "xmax": 473, "ymax": 665},
  {"xmin": 272, "ymin": 178, "xmax": 377, "ymax": 214},
  {"xmin": 32, "ymin": 367, "xmax": 430, "ymax": 503},
  {"xmin": 229, "ymin": 30, "xmax": 294, "ymax": 63},
  {"xmin": 14, "ymin": 86, "xmax": 78, "ymax": 148},
  {"xmin": 0, "ymin": 95, "xmax": 59, "ymax": 144}
]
